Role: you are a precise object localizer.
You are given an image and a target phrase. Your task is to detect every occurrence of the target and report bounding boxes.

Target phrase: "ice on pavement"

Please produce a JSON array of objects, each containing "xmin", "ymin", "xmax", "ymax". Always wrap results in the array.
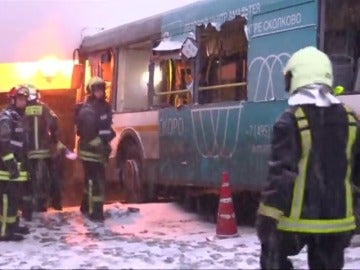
[{"xmin": 1, "ymin": 202, "xmax": 359, "ymax": 269}]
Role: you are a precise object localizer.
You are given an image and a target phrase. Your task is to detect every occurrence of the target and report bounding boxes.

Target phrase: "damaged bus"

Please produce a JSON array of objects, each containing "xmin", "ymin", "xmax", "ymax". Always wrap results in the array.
[{"xmin": 75, "ymin": 0, "xmax": 360, "ymax": 224}]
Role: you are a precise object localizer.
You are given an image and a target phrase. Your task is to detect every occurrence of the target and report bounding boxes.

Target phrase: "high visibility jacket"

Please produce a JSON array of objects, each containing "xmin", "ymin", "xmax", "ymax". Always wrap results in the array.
[
  {"xmin": 258, "ymin": 102, "xmax": 360, "ymax": 234},
  {"xmin": 0, "ymin": 106, "xmax": 28, "ymax": 182},
  {"xmin": 24, "ymin": 100, "xmax": 59, "ymax": 159},
  {"xmin": 75, "ymin": 98, "xmax": 115, "ymax": 163}
]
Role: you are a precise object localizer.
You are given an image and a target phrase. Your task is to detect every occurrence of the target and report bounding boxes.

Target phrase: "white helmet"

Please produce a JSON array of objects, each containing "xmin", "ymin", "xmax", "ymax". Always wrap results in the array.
[{"xmin": 26, "ymin": 84, "xmax": 40, "ymax": 101}]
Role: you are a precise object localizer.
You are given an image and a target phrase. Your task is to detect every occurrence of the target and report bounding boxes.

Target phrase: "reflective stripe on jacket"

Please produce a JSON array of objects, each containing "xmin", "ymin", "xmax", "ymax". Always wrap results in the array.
[{"xmin": 258, "ymin": 104, "xmax": 359, "ymax": 233}]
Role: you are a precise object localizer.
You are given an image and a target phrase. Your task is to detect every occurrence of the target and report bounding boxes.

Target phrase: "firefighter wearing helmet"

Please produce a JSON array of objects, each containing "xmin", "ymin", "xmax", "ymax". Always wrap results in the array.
[
  {"xmin": 22, "ymin": 84, "xmax": 61, "ymax": 220},
  {"xmin": 0, "ymin": 86, "xmax": 31, "ymax": 241},
  {"xmin": 75, "ymin": 76, "xmax": 115, "ymax": 221},
  {"xmin": 256, "ymin": 47, "xmax": 360, "ymax": 269}
]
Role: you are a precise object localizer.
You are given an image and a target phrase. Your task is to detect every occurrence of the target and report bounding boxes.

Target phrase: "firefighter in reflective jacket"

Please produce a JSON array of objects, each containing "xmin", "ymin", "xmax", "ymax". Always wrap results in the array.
[
  {"xmin": 75, "ymin": 76, "xmax": 115, "ymax": 221},
  {"xmin": 23, "ymin": 85, "xmax": 60, "ymax": 219},
  {"xmin": 0, "ymin": 86, "xmax": 30, "ymax": 241},
  {"xmin": 256, "ymin": 47, "xmax": 360, "ymax": 269}
]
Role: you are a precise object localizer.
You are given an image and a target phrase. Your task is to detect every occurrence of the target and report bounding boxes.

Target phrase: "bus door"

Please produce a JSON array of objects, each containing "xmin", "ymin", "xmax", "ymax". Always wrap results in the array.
[{"xmin": 152, "ymin": 38, "xmax": 196, "ymax": 186}]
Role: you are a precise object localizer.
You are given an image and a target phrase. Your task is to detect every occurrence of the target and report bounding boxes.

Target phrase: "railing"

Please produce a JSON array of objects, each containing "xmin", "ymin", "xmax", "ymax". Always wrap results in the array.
[
  {"xmin": 199, "ymin": 82, "xmax": 246, "ymax": 91},
  {"xmin": 154, "ymin": 81, "xmax": 247, "ymax": 96},
  {"xmin": 155, "ymin": 89, "xmax": 190, "ymax": 96}
]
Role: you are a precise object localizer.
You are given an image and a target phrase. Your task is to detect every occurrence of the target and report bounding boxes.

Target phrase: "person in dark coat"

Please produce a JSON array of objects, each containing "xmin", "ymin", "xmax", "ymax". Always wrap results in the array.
[
  {"xmin": 0, "ymin": 86, "xmax": 30, "ymax": 241},
  {"xmin": 22, "ymin": 85, "xmax": 61, "ymax": 220},
  {"xmin": 256, "ymin": 46, "xmax": 360, "ymax": 269},
  {"xmin": 75, "ymin": 76, "xmax": 115, "ymax": 221}
]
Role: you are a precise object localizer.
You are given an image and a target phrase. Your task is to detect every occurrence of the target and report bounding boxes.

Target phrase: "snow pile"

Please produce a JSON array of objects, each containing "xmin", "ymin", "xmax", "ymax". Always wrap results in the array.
[{"xmin": 0, "ymin": 202, "xmax": 359, "ymax": 269}]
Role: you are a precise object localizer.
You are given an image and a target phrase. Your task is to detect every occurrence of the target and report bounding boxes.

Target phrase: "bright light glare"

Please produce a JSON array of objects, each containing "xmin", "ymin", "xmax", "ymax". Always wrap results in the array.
[
  {"xmin": 38, "ymin": 56, "xmax": 59, "ymax": 78},
  {"xmin": 15, "ymin": 62, "xmax": 37, "ymax": 80},
  {"xmin": 58, "ymin": 60, "xmax": 74, "ymax": 77},
  {"xmin": 1, "ymin": 59, "xmax": 74, "ymax": 91},
  {"xmin": 141, "ymin": 65, "xmax": 162, "ymax": 88}
]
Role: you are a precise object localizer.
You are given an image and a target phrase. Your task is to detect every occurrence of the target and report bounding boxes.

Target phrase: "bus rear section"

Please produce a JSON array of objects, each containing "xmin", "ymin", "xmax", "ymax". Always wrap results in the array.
[
  {"xmin": 321, "ymin": 0, "xmax": 360, "ymax": 232},
  {"xmin": 320, "ymin": 0, "xmax": 360, "ymax": 115}
]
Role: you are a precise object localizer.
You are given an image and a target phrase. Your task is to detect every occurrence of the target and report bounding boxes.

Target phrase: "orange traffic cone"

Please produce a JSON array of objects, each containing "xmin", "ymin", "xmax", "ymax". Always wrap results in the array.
[{"xmin": 216, "ymin": 172, "xmax": 238, "ymax": 238}]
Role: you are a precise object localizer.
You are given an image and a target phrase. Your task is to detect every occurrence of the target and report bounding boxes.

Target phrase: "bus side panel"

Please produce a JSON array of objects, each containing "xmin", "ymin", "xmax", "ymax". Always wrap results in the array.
[
  {"xmin": 158, "ymin": 106, "xmax": 195, "ymax": 184},
  {"xmin": 234, "ymin": 100, "xmax": 288, "ymax": 190},
  {"xmin": 109, "ymin": 110, "xmax": 160, "ymax": 184},
  {"xmin": 247, "ymin": 0, "xmax": 318, "ymax": 102},
  {"xmin": 158, "ymin": 100, "xmax": 288, "ymax": 191},
  {"xmin": 111, "ymin": 111, "xmax": 160, "ymax": 159}
]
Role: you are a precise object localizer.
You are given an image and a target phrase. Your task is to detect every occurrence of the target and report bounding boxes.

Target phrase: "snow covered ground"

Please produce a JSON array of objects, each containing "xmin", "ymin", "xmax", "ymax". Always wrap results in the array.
[{"xmin": 1, "ymin": 202, "xmax": 359, "ymax": 269}]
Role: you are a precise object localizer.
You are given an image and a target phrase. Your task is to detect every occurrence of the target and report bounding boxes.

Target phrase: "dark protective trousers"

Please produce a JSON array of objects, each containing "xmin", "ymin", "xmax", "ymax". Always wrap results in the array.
[
  {"xmin": 49, "ymin": 153, "xmax": 64, "ymax": 209},
  {"xmin": 80, "ymin": 160, "xmax": 105, "ymax": 220},
  {"xmin": 24, "ymin": 158, "xmax": 51, "ymax": 217},
  {"xmin": 257, "ymin": 216, "xmax": 353, "ymax": 269},
  {"xmin": 0, "ymin": 182, "xmax": 20, "ymax": 237}
]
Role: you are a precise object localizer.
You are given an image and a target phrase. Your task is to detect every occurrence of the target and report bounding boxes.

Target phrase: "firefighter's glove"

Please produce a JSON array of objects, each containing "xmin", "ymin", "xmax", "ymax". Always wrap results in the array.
[
  {"xmin": 256, "ymin": 202, "xmax": 283, "ymax": 243},
  {"xmin": 4, "ymin": 158, "xmax": 20, "ymax": 179},
  {"xmin": 256, "ymin": 215, "xmax": 278, "ymax": 245},
  {"xmin": 89, "ymin": 136, "xmax": 102, "ymax": 147}
]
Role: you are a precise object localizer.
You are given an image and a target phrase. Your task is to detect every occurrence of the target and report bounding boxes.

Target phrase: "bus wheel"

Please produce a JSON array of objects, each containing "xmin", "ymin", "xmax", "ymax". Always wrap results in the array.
[{"xmin": 123, "ymin": 159, "xmax": 144, "ymax": 203}]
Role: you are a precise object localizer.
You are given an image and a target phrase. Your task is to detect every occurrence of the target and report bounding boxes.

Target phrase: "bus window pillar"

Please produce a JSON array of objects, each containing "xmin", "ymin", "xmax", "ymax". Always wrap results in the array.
[
  {"xmin": 147, "ymin": 59, "xmax": 155, "ymax": 109},
  {"xmin": 193, "ymin": 26, "xmax": 201, "ymax": 105}
]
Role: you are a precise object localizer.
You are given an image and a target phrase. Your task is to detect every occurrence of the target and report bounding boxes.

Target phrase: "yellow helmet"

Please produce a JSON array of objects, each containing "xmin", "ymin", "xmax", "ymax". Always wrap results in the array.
[
  {"xmin": 86, "ymin": 76, "xmax": 105, "ymax": 95},
  {"xmin": 283, "ymin": 46, "xmax": 333, "ymax": 93}
]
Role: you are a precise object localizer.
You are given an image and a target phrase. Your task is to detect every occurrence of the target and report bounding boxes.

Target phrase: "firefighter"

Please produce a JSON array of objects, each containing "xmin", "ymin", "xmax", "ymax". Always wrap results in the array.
[
  {"xmin": 75, "ymin": 76, "xmax": 115, "ymax": 221},
  {"xmin": 8, "ymin": 87, "xmax": 31, "ymax": 235},
  {"xmin": 23, "ymin": 85, "xmax": 61, "ymax": 219},
  {"xmin": 256, "ymin": 46, "xmax": 360, "ymax": 269},
  {"xmin": 0, "ymin": 86, "xmax": 30, "ymax": 241}
]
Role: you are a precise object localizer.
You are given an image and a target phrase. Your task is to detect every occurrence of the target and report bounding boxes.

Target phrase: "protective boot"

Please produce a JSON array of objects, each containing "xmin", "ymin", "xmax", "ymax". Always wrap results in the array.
[
  {"xmin": 89, "ymin": 201, "xmax": 104, "ymax": 221},
  {"xmin": 35, "ymin": 198, "xmax": 47, "ymax": 212},
  {"xmin": 50, "ymin": 195, "xmax": 63, "ymax": 211},
  {"xmin": 50, "ymin": 177, "xmax": 62, "ymax": 211},
  {"xmin": 51, "ymin": 201, "xmax": 63, "ymax": 211},
  {"xmin": 0, "ymin": 233, "xmax": 25, "ymax": 241},
  {"xmin": 21, "ymin": 204, "xmax": 33, "ymax": 222},
  {"xmin": 0, "ymin": 225, "xmax": 25, "ymax": 241},
  {"xmin": 15, "ymin": 226, "xmax": 30, "ymax": 235},
  {"xmin": 80, "ymin": 194, "xmax": 89, "ymax": 215},
  {"xmin": 80, "ymin": 196, "xmax": 89, "ymax": 215},
  {"xmin": 15, "ymin": 216, "xmax": 30, "ymax": 235}
]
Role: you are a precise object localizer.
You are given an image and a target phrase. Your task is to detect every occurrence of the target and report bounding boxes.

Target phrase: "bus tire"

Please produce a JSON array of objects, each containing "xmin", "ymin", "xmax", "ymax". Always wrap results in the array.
[
  {"xmin": 123, "ymin": 159, "xmax": 143, "ymax": 203},
  {"xmin": 120, "ymin": 144, "xmax": 147, "ymax": 203}
]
